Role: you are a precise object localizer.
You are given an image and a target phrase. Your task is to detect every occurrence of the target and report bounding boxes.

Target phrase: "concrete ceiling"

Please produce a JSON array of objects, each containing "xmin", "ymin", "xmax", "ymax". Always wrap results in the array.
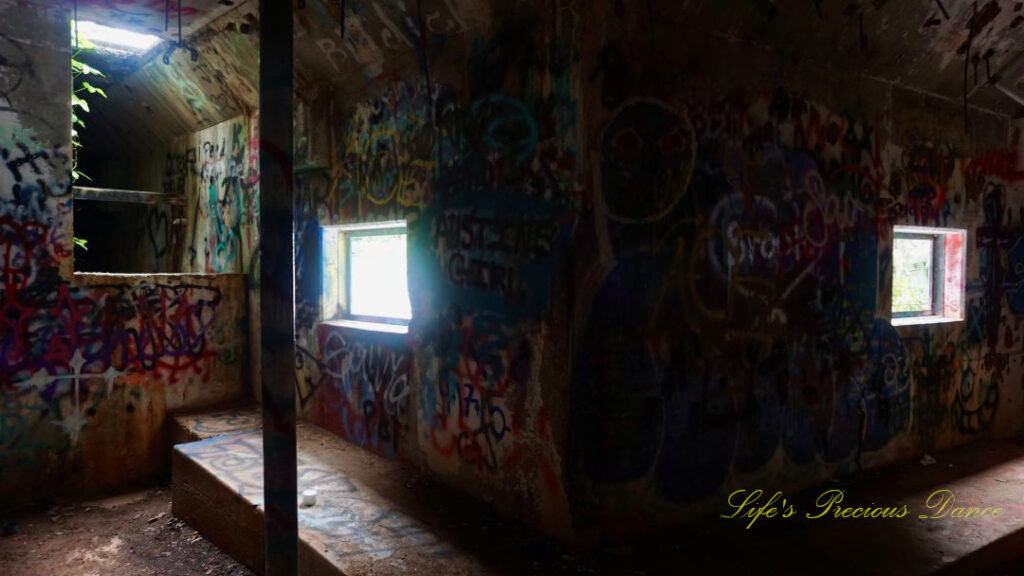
[
  {"xmin": 81, "ymin": 0, "xmax": 480, "ymax": 153},
  {"xmin": 80, "ymin": 0, "xmax": 1024, "ymax": 166},
  {"xmin": 77, "ymin": 0, "xmax": 258, "ymax": 180},
  {"xmin": 75, "ymin": 0, "xmax": 241, "ymax": 38},
  {"xmin": 662, "ymin": 0, "xmax": 1024, "ymax": 116},
  {"xmin": 71, "ymin": 0, "xmax": 251, "ymax": 98}
]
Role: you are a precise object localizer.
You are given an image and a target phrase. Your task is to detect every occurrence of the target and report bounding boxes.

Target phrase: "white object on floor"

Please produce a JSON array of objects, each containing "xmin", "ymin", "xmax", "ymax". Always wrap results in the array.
[{"xmin": 302, "ymin": 489, "xmax": 317, "ymax": 507}]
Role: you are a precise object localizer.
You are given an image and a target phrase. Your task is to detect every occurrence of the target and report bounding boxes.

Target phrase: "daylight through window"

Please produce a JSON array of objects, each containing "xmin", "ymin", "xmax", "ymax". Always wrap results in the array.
[
  {"xmin": 891, "ymin": 226, "xmax": 966, "ymax": 326},
  {"xmin": 73, "ymin": 21, "xmax": 161, "ymax": 53},
  {"xmin": 322, "ymin": 222, "xmax": 411, "ymax": 325}
]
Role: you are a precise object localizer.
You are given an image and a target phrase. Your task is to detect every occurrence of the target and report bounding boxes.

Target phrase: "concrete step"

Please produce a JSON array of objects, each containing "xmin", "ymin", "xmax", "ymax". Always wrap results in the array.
[
  {"xmin": 170, "ymin": 413, "xmax": 541, "ymax": 576},
  {"xmin": 170, "ymin": 409, "xmax": 1024, "ymax": 575},
  {"xmin": 170, "ymin": 406, "xmax": 263, "ymax": 445}
]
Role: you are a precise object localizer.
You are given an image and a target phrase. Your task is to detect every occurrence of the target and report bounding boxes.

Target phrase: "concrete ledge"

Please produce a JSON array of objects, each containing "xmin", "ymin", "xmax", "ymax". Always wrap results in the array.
[
  {"xmin": 170, "ymin": 407, "xmax": 262, "ymax": 445},
  {"xmin": 171, "ymin": 421, "xmax": 515, "ymax": 576},
  {"xmin": 173, "ymin": 443, "xmax": 264, "ymax": 571},
  {"xmin": 170, "ymin": 408, "xmax": 1024, "ymax": 575}
]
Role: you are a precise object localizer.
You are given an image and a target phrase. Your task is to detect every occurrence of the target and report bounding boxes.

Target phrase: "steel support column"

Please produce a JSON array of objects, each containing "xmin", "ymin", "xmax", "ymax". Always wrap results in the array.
[{"xmin": 259, "ymin": 1, "xmax": 297, "ymax": 574}]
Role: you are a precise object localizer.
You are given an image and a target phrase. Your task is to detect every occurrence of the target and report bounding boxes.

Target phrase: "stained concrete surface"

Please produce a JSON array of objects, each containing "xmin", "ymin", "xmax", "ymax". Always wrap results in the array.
[
  {"xmin": 0, "ymin": 487, "xmax": 252, "ymax": 576},
  {"xmin": 173, "ymin": 422, "xmax": 560, "ymax": 576},
  {"xmin": 170, "ymin": 410, "xmax": 1024, "ymax": 576},
  {"xmin": 602, "ymin": 439, "xmax": 1024, "ymax": 576},
  {"xmin": 171, "ymin": 407, "xmax": 262, "ymax": 445},
  {"xmin": 2, "ymin": 424, "xmax": 1021, "ymax": 576}
]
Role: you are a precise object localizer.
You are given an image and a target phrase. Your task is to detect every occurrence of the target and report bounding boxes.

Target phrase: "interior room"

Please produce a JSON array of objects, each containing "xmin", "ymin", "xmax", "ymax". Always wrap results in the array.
[{"xmin": 1, "ymin": 1, "xmax": 1023, "ymax": 574}]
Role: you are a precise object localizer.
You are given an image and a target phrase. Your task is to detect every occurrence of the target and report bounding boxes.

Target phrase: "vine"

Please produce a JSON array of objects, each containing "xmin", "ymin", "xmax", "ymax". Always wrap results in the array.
[{"xmin": 71, "ymin": 23, "xmax": 108, "ymax": 251}]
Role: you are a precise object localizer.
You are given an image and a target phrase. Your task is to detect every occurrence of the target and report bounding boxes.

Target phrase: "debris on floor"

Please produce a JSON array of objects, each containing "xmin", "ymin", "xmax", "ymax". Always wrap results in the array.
[{"xmin": 0, "ymin": 486, "xmax": 252, "ymax": 576}]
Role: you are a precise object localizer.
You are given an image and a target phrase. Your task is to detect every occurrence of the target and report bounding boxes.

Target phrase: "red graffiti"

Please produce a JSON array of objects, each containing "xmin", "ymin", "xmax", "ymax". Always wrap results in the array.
[{"xmin": 966, "ymin": 151, "xmax": 1024, "ymax": 184}]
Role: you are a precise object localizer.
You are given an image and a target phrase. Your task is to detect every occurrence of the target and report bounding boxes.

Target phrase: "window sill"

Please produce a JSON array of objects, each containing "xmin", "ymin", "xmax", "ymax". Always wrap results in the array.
[
  {"xmin": 319, "ymin": 319, "xmax": 409, "ymax": 335},
  {"xmin": 891, "ymin": 315, "xmax": 963, "ymax": 327}
]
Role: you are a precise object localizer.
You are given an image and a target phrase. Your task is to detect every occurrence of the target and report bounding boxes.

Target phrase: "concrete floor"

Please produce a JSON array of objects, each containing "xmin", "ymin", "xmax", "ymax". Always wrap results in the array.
[
  {"xmin": 610, "ymin": 438, "xmax": 1024, "ymax": 576},
  {"xmin": 3, "ymin": 429, "xmax": 1021, "ymax": 575},
  {"xmin": 0, "ymin": 487, "xmax": 252, "ymax": 576},
  {"xmin": 167, "ymin": 409, "xmax": 1024, "ymax": 576}
]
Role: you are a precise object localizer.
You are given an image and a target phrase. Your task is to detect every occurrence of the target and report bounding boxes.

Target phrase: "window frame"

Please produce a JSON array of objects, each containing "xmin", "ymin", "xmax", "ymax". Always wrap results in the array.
[
  {"xmin": 890, "ymin": 225, "xmax": 966, "ymax": 327},
  {"xmin": 322, "ymin": 220, "xmax": 411, "ymax": 329},
  {"xmin": 891, "ymin": 231, "xmax": 944, "ymax": 319}
]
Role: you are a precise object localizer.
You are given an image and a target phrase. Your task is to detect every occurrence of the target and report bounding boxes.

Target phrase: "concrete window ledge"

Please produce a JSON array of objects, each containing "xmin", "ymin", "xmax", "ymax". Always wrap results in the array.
[
  {"xmin": 72, "ymin": 272, "xmax": 246, "ymax": 280},
  {"xmin": 319, "ymin": 319, "xmax": 409, "ymax": 335},
  {"xmin": 891, "ymin": 315, "xmax": 963, "ymax": 327}
]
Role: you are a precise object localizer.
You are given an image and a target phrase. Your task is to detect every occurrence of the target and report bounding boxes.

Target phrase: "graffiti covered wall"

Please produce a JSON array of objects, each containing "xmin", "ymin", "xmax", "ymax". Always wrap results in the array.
[
  {"xmin": 0, "ymin": 0, "xmax": 247, "ymax": 502},
  {"xmin": 169, "ymin": 114, "xmax": 260, "ymax": 400},
  {"xmin": 172, "ymin": 114, "xmax": 260, "ymax": 277},
  {"xmin": 51, "ymin": 0, "xmax": 1016, "ymax": 544},
  {"xmin": 291, "ymin": 0, "xmax": 1024, "ymax": 542},
  {"xmin": 291, "ymin": 0, "xmax": 580, "ymax": 538},
  {"xmin": 567, "ymin": 2, "xmax": 1024, "ymax": 540},
  {"xmin": 73, "ymin": 201, "xmax": 181, "ymax": 274}
]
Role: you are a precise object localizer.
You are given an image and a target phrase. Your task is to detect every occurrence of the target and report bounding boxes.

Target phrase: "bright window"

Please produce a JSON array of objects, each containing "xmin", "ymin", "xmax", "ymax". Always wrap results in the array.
[
  {"xmin": 322, "ymin": 221, "xmax": 411, "ymax": 325},
  {"xmin": 891, "ymin": 226, "xmax": 966, "ymax": 326},
  {"xmin": 72, "ymin": 21, "xmax": 161, "ymax": 53},
  {"xmin": 892, "ymin": 235, "xmax": 935, "ymax": 315}
]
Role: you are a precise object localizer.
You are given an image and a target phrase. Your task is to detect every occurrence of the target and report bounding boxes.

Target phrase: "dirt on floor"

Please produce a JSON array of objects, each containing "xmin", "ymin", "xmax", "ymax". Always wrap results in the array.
[
  {"xmin": 0, "ymin": 486, "xmax": 253, "ymax": 576},
  {"xmin": 0, "ymin": 482, "xmax": 1021, "ymax": 576}
]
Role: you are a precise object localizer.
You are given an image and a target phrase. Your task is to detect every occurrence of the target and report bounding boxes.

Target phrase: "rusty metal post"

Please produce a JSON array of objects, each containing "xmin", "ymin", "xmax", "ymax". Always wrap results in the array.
[{"xmin": 259, "ymin": 0, "xmax": 297, "ymax": 574}]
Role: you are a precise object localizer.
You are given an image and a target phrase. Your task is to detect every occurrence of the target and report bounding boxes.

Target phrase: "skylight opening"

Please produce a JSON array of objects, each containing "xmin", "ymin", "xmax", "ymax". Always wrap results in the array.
[{"xmin": 72, "ymin": 20, "xmax": 161, "ymax": 53}]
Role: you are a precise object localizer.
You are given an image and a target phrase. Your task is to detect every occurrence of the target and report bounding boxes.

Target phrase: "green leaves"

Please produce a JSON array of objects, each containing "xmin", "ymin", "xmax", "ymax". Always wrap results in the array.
[
  {"xmin": 71, "ymin": 58, "xmax": 105, "ymax": 77},
  {"xmin": 70, "ymin": 55, "xmax": 107, "ymax": 185},
  {"xmin": 79, "ymin": 81, "xmax": 107, "ymax": 98},
  {"xmin": 73, "ymin": 237, "xmax": 89, "ymax": 250},
  {"xmin": 72, "ymin": 93, "xmax": 90, "ymax": 112}
]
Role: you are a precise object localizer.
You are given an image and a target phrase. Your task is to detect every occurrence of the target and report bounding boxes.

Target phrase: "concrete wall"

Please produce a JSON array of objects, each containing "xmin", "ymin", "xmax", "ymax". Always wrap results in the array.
[
  {"xmin": 7, "ymin": 0, "xmax": 1023, "ymax": 546},
  {"xmin": 291, "ymin": 0, "xmax": 580, "ymax": 539},
  {"xmin": 565, "ymin": 1, "xmax": 1024, "ymax": 542},
  {"xmin": 171, "ymin": 114, "xmax": 260, "ymax": 276},
  {"xmin": 289, "ymin": 0, "xmax": 1024, "ymax": 545},
  {"xmin": 169, "ymin": 113, "xmax": 261, "ymax": 399},
  {"xmin": 73, "ymin": 201, "xmax": 181, "ymax": 274},
  {"xmin": 0, "ymin": 0, "xmax": 248, "ymax": 503}
]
